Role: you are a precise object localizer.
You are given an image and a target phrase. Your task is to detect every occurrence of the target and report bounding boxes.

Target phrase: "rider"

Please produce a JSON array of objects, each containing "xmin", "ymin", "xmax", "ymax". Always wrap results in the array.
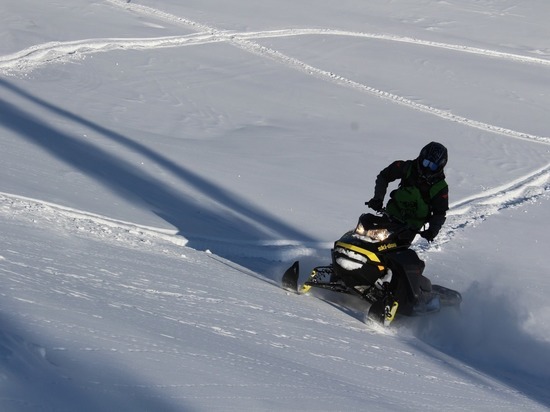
[{"xmin": 367, "ymin": 142, "xmax": 449, "ymax": 242}]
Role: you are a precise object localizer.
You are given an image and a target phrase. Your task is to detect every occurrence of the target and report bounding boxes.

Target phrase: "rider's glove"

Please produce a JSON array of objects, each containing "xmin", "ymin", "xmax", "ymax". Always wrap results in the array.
[
  {"xmin": 419, "ymin": 229, "xmax": 435, "ymax": 242},
  {"xmin": 367, "ymin": 198, "xmax": 383, "ymax": 212}
]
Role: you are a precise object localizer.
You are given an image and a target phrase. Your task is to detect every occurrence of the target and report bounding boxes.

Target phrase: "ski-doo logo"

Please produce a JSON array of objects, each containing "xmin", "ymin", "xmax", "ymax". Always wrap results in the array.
[{"xmin": 378, "ymin": 243, "xmax": 397, "ymax": 251}]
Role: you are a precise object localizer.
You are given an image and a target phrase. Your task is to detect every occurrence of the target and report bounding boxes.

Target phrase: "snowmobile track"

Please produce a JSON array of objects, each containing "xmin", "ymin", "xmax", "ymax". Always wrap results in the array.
[
  {"xmin": 0, "ymin": 1, "xmax": 548, "ymax": 259},
  {"xmin": 1, "ymin": 0, "xmax": 549, "ymax": 145}
]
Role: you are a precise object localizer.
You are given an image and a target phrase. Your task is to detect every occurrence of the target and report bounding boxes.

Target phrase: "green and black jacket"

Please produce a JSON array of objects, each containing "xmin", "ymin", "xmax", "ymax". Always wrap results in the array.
[{"xmin": 373, "ymin": 160, "xmax": 448, "ymax": 235}]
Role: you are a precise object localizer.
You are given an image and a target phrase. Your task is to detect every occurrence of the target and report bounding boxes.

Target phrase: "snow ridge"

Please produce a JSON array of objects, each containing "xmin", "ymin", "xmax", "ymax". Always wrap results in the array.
[
  {"xmin": 1, "ymin": 1, "xmax": 549, "ymax": 145},
  {"xmin": 0, "ymin": 192, "xmax": 187, "ymax": 251}
]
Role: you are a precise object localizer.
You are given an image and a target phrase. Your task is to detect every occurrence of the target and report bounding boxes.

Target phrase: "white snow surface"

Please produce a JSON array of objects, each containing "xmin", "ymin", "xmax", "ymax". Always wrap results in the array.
[{"xmin": 1, "ymin": 0, "xmax": 549, "ymax": 410}]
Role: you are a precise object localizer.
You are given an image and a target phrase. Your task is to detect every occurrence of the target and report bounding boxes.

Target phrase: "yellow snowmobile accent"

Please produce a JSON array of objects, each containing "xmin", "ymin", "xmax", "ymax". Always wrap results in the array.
[
  {"xmin": 384, "ymin": 301, "xmax": 399, "ymax": 326},
  {"xmin": 300, "ymin": 284, "xmax": 312, "ymax": 294},
  {"xmin": 334, "ymin": 241, "xmax": 386, "ymax": 271},
  {"xmin": 335, "ymin": 241, "xmax": 380, "ymax": 262},
  {"xmin": 300, "ymin": 267, "xmax": 319, "ymax": 294}
]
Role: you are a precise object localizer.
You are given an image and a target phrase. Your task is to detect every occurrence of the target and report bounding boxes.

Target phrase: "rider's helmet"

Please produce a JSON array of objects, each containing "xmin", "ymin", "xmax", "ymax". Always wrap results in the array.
[{"xmin": 417, "ymin": 141, "xmax": 447, "ymax": 182}]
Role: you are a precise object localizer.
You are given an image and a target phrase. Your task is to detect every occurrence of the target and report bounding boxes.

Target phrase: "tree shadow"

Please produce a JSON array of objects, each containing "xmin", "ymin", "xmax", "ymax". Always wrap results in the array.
[{"xmin": 0, "ymin": 78, "xmax": 315, "ymax": 273}]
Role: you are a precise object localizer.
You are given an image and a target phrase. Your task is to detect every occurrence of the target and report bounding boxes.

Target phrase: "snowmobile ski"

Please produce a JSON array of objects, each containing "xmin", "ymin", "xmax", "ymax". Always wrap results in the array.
[
  {"xmin": 281, "ymin": 261, "xmax": 399, "ymax": 326},
  {"xmin": 281, "ymin": 261, "xmax": 300, "ymax": 292}
]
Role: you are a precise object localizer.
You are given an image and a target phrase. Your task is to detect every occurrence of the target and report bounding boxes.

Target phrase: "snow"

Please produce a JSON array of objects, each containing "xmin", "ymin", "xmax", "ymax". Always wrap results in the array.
[{"xmin": 1, "ymin": 0, "xmax": 549, "ymax": 410}]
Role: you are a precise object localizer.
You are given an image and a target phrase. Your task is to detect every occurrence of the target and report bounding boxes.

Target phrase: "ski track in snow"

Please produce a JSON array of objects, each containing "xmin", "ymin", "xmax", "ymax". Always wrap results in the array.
[
  {"xmin": 0, "ymin": 0, "xmax": 549, "ymax": 145},
  {"xmin": 0, "ymin": 0, "xmax": 549, "ymax": 259}
]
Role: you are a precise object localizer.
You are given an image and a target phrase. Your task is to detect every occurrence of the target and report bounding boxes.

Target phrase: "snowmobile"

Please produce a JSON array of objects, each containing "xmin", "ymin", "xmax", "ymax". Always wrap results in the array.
[{"xmin": 282, "ymin": 209, "xmax": 462, "ymax": 326}]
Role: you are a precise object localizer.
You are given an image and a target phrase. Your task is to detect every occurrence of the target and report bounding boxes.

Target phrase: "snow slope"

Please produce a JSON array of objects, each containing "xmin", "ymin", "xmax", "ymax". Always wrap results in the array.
[{"xmin": 1, "ymin": 0, "xmax": 549, "ymax": 410}]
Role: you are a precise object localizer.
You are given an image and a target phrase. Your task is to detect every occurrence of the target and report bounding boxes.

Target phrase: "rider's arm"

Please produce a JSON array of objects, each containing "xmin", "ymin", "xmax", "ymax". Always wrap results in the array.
[
  {"xmin": 373, "ymin": 160, "xmax": 408, "ymax": 200},
  {"xmin": 426, "ymin": 184, "xmax": 449, "ymax": 237}
]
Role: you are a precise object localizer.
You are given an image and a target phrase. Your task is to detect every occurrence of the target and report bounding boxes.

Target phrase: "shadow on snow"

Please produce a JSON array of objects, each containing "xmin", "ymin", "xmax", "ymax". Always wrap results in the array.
[
  {"xmin": 0, "ymin": 78, "xmax": 315, "ymax": 274},
  {"xmin": 0, "ymin": 315, "xmax": 188, "ymax": 412},
  {"xmin": 0, "ymin": 77, "xmax": 316, "ymax": 411}
]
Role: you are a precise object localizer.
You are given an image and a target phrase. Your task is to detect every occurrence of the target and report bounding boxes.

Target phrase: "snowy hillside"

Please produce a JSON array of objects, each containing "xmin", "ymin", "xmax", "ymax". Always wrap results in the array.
[{"xmin": 1, "ymin": 0, "xmax": 549, "ymax": 410}]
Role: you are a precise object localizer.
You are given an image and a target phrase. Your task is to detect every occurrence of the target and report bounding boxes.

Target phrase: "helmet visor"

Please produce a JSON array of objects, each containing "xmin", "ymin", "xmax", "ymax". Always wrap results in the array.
[{"xmin": 422, "ymin": 158, "xmax": 439, "ymax": 172}]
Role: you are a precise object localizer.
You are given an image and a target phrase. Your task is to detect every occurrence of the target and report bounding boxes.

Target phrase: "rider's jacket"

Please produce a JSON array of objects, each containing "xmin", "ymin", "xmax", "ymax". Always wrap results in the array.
[{"xmin": 373, "ymin": 160, "xmax": 448, "ymax": 234}]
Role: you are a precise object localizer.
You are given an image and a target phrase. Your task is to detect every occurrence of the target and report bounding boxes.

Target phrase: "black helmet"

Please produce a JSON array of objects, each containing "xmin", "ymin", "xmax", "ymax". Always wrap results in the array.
[{"xmin": 417, "ymin": 141, "xmax": 447, "ymax": 181}]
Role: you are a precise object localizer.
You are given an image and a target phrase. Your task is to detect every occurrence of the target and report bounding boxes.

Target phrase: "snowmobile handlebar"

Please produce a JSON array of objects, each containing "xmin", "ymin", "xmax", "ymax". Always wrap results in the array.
[
  {"xmin": 364, "ymin": 200, "xmax": 388, "ymax": 216},
  {"xmin": 363, "ymin": 202, "xmax": 419, "ymax": 238}
]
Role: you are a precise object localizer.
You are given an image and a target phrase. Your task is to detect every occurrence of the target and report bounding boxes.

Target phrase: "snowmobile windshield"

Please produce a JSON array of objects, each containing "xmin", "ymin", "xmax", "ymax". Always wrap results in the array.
[{"xmin": 354, "ymin": 220, "xmax": 391, "ymax": 242}]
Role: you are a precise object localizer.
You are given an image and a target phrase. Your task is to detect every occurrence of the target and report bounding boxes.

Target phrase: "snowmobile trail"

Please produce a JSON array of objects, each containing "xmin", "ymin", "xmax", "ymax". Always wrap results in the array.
[
  {"xmin": 0, "ymin": 192, "xmax": 187, "ymax": 250},
  {"xmin": 1, "ymin": 0, "xmax": 549, "ymax": 144},
  {"xmin": 4, "ymin": 28, "xmax": 550, "ymax": 73},
  {"xmin": 418, "ymin": 163, "xmax": 550, "ymax": 252},
  {"xmin": 101, "ymin": 1, "xmax": 550, "ymax": 253},
  {"xmin": 8, "ymin": 160, "xmax": 544, "ymax": 264},
  {"xmin": 0, "ymin": 34, "xmax": 226, "ymax": 73},
  {"xmin": 1, "ymin": 1, "xmax": 548, "ymax": 259},
  {"xmin": 0, "ymin": 191, "xmax": 325, "ymax": 263}
]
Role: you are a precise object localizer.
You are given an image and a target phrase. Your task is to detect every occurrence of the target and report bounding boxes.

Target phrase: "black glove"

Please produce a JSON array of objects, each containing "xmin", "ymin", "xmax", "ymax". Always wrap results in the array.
[
  {"xmin": 367, "ymin": 198, "xmax": 384, "ymax": 212},
  {"xmin": 419, "ymin": 229, "xmax": 435, "ymax": 242}
]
